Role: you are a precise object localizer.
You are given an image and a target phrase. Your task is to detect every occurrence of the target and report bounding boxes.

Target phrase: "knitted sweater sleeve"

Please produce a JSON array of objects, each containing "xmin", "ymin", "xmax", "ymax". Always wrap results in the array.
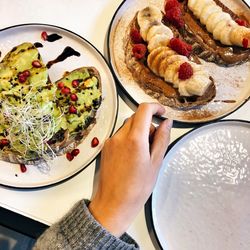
[{"xmin": 33, "ymin": 200, "xmax": 139, "ymax": 250}]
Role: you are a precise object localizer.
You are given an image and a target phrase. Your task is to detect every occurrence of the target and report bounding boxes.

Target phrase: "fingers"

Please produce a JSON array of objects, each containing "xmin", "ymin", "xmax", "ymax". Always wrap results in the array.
[
  {"xmin": 150, "ymin": 119, "xmax": 173, "ymax": 169},
  {"xmin": 131, "ymin": 103, "xmax": 165, "ymax": 137}
]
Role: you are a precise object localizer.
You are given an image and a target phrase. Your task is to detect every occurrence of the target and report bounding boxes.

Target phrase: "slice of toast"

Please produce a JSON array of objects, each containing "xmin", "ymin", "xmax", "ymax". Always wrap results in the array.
[
  {"xmin": 124, "ymin": 13, "xmax": 216, "ymax": 110},
  {"xmin": 173, "ymin": 0, "xmax": 250, "ymax": 66},
  {"xmin": 48, "ymin": 67, "xmax": 102, "ymax": 155},
  {"xmin": 0, "ymin": 43, "xmax": 101, "ymax": 164}
]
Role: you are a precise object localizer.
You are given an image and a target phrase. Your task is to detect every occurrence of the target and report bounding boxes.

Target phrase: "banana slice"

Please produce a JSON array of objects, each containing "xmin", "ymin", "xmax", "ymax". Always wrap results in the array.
[
  {"xmin": 147, "ymin": 47, "xmax": 165, "ymax": 67},
  {"xmin": 185, "ymin": 78, "xmax": 210, "ymax": 96},
  {"xmin": 164, "ymin": 60, "xmax": 183, "ymax": 84},
  {"xmin": 148, "ymin": 34, "xmax": 172, "ymax": 52},
  {"xmin": 220, "ymin": 20, "xmax": 237, "ymax": 45},
  {"xmin": 230, "ymin": 26, "xmax": 250, "ymax": 47},
  {"xmin": 137, "ymin": 6, "xmax": 163, "ymax": 40},
  {"xmin": 206, "ymin": 11, "xmax": 226, "ymax": 33},
  {"xmin": 150, "ymin": 47, "xmax": 174, "ymax": 75},
  {"xmin": 147, "ymin": 25, "xmax": 173, "ymax": 42},
  {"xmin": 192, "ymin": 0, "xmax": 213, "ymax": 18},
  {"xmin": 200, "ymin": 3, "xmax": 218, "ymax": 25}
]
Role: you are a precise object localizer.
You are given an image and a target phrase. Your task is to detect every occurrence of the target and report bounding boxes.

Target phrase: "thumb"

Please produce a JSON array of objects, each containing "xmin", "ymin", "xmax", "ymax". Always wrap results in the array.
[{"xmin": 150, "ymin": 119, "xmax": 173, "ymax": 170}]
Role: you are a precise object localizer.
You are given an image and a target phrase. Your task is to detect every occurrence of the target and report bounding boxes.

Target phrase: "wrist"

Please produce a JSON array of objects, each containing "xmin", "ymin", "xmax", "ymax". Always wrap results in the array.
[{"xmin": 89, "ymin": 198, "xmax": 131, "ymax": 237}]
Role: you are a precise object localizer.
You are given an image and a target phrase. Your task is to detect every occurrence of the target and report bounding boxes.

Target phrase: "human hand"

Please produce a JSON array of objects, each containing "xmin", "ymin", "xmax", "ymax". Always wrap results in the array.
[{"xmin": 89, "ymin": 103, "xmax": 173, "ymax": 237}]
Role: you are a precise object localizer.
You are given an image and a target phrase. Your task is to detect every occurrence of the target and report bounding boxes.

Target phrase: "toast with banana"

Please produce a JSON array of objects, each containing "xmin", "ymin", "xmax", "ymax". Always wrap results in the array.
[
  {"xmin": 125, "ymin": 6, "xmax": 216, "ymax": 109},
  {"xmin": 166, "ymin": 0, "xmax": 250, "ymax": 66},
  {"xmin": 0, "ymin": 42, "xmax": 101, "ymax": 164}
]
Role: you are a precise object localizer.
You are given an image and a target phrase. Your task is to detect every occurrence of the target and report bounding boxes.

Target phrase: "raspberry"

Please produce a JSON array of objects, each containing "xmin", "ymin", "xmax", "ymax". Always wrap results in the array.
[
  {"xmin": 164, "ymin": 0, "xmax": 180, "ymax": 12},
  {"xmin": 235, "ymin": 18, "xmax": 247, "ymax": 27},
  {"xmin": 170, "ymin": 38, "xmax": 192, "ymax": 57},
  {"xmin": 130, "ymin": 28, "xmax": 143, "ymax": 43},
  {"xmin": 242, "ymin": 38, "xmax": 249, "ymax": 48},
  {"xmin": 164, "ymin": 7, "xmax": 184, "ymax": 28},
  {"xmin": 132, "ymin": 44, "xmax": 147, "ymax": 59},
  {"xmin": 178, "ymin": 62, "xmax": 193, "ymax": 80}
]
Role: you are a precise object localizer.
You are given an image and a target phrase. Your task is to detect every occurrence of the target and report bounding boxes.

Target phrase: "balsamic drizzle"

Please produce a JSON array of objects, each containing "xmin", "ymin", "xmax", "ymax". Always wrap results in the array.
[{"xmin": 46, "ymin": 46, "xmax": 81, "ymax": 69}]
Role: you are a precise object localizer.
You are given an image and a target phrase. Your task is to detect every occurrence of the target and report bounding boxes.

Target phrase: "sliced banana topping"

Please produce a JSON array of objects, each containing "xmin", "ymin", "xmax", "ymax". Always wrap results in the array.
[
  {"xmin": 137, "ymin": 6, "xmax": 212, "ymax": 97},
  {"xmin": 188, "ymin": 0, "xmax": 250, "ymax": 48}
]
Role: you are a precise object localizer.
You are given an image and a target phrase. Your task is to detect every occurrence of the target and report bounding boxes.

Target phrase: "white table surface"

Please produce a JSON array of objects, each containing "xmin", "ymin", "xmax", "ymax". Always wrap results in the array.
[{"xmin": 0, "ymin": 0, "xmax": 249, "ymax": 249}]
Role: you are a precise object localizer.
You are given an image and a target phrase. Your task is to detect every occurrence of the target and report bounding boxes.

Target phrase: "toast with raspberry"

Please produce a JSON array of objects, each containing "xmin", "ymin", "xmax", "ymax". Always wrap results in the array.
[
  {"xmin": 164, "ymin": 0, "xmax": 250, "ymax": 66},
  {"xmin": 125, "ymin": 7, "xmax": 215, "ymax": 110}
]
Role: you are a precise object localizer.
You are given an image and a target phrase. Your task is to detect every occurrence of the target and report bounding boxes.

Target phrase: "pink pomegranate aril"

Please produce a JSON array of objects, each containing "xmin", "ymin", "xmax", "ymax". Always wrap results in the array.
[
  {"xmin": 72, "ymin": 80, "xmax": 79, "ymax": 88},
  {"xmin": 20, "ymin": 164, "xmax": 27, "ymax": 173},
  {"xmin": 69, "ymin": 105, "xmax": 77, "ymax": 114},
  {"xmin": 18, "ymin": 74, "xmax": 27, "ymax": 83},
  {"xmin": 91, "ymin": 137, "xmax": 99, "ymax": 147},
  {"xmin": 66, "ymin": 152, "xmax": 74, "ymax": 161},
  {"xmin": 71, "ymin": 148, "xmax": 80, "ymax": 156},
  {"xmin": 61, "ymin": 87, "xmax": 71, "ymax": 95},
  {"xmin": 70, "ymin": 93, "xmax": 78, "ymax": 101},
  {"xmin": 22, "ymin": 70, "xmax": 30, "ymax": 77},
  {"xmin": 32, "ymin": 60, "xmax": 42, "ymax": 68},
  {"xmin": 57, "ymin": 82, "xmax": 64, "ymax": 89},
  {"xmin": 0, "ymin": 138, "xmax": 10, "ymax": 146},
  {"xmin": 41, "ymin": 31, "xmax": 48, "ymax": 41}
]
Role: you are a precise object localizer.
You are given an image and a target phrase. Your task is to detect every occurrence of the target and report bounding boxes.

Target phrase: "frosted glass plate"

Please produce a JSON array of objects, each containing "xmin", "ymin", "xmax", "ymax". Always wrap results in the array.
[{"xmin": 152, "ymin": 120, "xmax": 250, "ymax": 250}]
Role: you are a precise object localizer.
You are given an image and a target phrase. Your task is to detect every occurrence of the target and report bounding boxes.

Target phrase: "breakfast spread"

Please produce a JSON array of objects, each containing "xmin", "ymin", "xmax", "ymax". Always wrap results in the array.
[
  {"xmin": 122, "ymin": 0, "xmax": 249, "ymax": 110},
  {"xmin": 0, "ymin": 42, "xmax": 101, "ymax": 164}
]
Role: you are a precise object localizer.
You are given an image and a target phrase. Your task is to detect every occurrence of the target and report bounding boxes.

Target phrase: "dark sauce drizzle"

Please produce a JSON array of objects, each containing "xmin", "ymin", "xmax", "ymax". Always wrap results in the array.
[
  {"xmin": 46, "ymin": 46, "xmax": 80, "ymax": 69},
  {"xmin": 34, "ymin": 42, "xmax": 43, "ymax": 48},
  {"xmin": 47, "ymin": 33, "xmax": 62, "ymax": 42}
]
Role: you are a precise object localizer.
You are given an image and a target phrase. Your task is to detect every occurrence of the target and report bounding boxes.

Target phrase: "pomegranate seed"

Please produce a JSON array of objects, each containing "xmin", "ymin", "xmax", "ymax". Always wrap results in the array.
[
  {"xmin": 41, "ymin": 31, "xmax": 48, "ymax": 41},
  {"xmin": 70, "ymin": 93, "xmax": 78, "ymax": 101},
  {"xmin": 71, "ymin": 148, "xmax": 80, "ymax": 156},
  {"xmin": 91, "ymin": 137, "xmax": 99, "ymax": 147},
  {"xmin": 57, "ymin": 82, "xmax": 64, "ymax": 89},
  {"xmin": 72, "ymin": 80, "xmax": 79, "ymax": 88},
  {"xmin": 242, "ymin": 38, "xmax": 249, "ymax": 48},
  {"xmin": 66, "ymin": 152, "xmax": 74, "ymax": 161},
  {"xmin": 69, "ymin": 105, "xmax": 77, "ymax": 114},
  {"xmin": 0, "ymin": 138, "xmax": 10, "ymax": 147},
  {"xmin": 20, "ymin": 164, "xmax": 27, "ymax": 173},
  {"xmin": 22, "ymin": 70, "xmax": 30, "ymax": 77},
  {"xmin": 32, "ymin": 60, "xmax": 42, "ymax": 68},
  {"xmin": 61, "ymin": 87, "xmax": 71, "ymax": 95},
  {"xmin": 18, "ymin": 74, "xmax": 27, "ymax": 83}
]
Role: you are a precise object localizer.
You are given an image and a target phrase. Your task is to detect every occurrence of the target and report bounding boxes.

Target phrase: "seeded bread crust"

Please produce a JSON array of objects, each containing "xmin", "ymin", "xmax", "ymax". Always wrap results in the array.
[
  {"xmin": 124, "ymin": 15, "xmax": 216, "ymax": 110},
  {"xmin": 177, "ymin": 0, "xmax": 250, "ymax": 66}
]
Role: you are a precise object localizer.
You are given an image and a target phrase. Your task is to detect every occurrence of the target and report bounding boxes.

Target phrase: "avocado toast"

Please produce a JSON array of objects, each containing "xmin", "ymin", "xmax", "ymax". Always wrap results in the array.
[{"xmin": 0, "ymin": 42, "xmax": 101, "ymax": 164}]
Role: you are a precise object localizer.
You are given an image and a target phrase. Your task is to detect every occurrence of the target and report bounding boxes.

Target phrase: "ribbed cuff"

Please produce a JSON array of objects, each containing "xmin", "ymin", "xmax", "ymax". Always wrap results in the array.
[{"xmin": 59, "ymin": 199, "xmax": 139, "ymax": 249}]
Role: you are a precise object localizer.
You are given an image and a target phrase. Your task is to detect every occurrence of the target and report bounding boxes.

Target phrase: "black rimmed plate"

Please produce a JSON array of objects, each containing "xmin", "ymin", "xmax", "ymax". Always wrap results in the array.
[
  {"xmin": 0, "ymin": 24, "xmax": 118, "ymax": 188},
  {"xmin": 149, "ymin": 120, "xmax": 250, "ymax": 250},
  {"xmin": 107, "ymin": 0, "xmax": 250, "ymax": 123}
]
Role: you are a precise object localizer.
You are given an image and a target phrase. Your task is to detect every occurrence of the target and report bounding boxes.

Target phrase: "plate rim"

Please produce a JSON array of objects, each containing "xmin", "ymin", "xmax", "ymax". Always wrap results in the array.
[
  {"xmin": 146, "ymin": 118, "xmax": 250, "ymax": 250},
  {"xmin": 0, "ymin": 23, "xmax": 119, "ymax": 189},
  {"xmin": 107, "ymin": 0, "xmax": 250, "ymax": 124}
]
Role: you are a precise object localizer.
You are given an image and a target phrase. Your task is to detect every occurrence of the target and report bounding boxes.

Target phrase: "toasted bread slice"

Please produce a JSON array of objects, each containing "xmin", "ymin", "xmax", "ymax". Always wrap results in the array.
[
  {"xmin": 0, "ymin": 42, "xmax": 101, "ymax": 164},
  {"xmin": 125, "ymin": 13, "xmax": 215, "ymax": 110}
]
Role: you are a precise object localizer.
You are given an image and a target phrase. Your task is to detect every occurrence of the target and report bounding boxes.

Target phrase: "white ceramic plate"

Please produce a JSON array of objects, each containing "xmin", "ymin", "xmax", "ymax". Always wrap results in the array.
[
  {"xmin": 151, "ymin": 120, "xmax": 250, "ymax": 250},
  {"xmin": 108, "ymin": 0, "xmax": 250, "ymax": 123},
  {"xmin": 0, "ymin": 24, "xmax": 118, "ymax": 188}
]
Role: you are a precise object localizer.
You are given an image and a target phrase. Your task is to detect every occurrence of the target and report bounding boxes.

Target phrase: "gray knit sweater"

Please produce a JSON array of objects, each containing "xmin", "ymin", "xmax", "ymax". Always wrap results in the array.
[{"xmin": 33, "ymin": 200, "xmax": 139, "ymax": 249}]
